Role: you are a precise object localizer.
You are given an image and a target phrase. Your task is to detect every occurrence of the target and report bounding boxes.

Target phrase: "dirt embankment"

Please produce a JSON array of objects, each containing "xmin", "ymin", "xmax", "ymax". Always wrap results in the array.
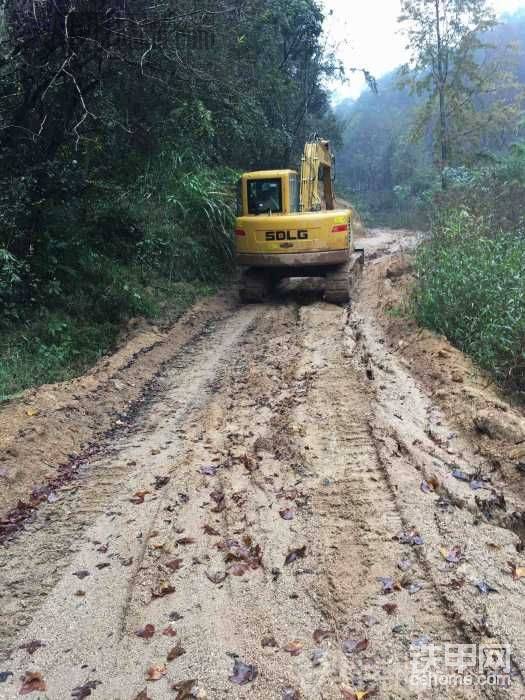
[{"xmin": 1, "ymin": 229, "xmax": 525, "ymax": 699}]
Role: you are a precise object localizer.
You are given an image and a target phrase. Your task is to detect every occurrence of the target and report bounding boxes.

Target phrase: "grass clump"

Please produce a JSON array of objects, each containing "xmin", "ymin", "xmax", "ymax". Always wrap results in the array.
[{"xmin": 414, "ymin": 209, "xmax": 525, "ymax": 390}]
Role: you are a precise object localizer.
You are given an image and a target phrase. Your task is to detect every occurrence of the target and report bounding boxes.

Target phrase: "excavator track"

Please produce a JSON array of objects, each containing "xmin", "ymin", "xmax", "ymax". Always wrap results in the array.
[
  {"xmin": 239, "ymin": 268, "xmax": 270, "ymax": 303},
  {"xmin": 324, "ymin": 250, "xmax": 364, "ymax": 305}
]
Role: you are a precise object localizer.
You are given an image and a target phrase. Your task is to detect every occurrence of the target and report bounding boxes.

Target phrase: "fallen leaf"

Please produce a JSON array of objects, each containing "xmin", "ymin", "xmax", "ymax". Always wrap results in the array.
[
  {"xmin": 440, "ymin": 546, "xmax": 463, "ymax": 564},
  {"xmin": 135, "ymin": 624, "xmax": 155, "ymax": 640},
  {"xmin": 342, "ymin": 638, "xmax": 368, "ymax": 655},
  {"xmin": 242, "ymin": 453, "xmax": 258, "ymax": 473},
  {"xmin": 162, "ymin": 626, "xmax": 177, "ymax": 637},
  {"xmin": 283, "ymin": 640, "xmax": 304, "ymax": 656},
  {"xmin": 382, "ymin": 603, "xmax": 398, "ymax": 615},
  {"xmin": 311, "ymin": 648, "xmax": 327, "ymax": 666},
  {"xmin": 475, "ymin": 580, "xmax": 498, "ymax": 594},
  {"xmin": 71, "ymin": 680, "xmax": 102, "ymax": 699},
  {"xmin": 25, "ymin": 407, "xmax": 40, "ymax": 417},
  {"xmin": 0, "ymin": 672, "xmax": 13, "ymax": 683},
  {"xmin": 449, "ymin": 577, "xmax": 466, "ymax": 590},
  {"xmin": 229, "ymin": 561, "xmax": 250, "ymax": 576},
  {"xmin": 19, "ymin": 640, "xmax": 45, "ymax": 655},
  {"xmin": 176, "ymin": 537, "xmax": 196, "ymax": 546},
  {"xmin": 206, "ymin": 571, "xmax": 227, "ymax": 584},
  {"xmin": 261, "ymin": 636, "xmax": 278, "ymax": 648},
  {"xmin": 72, "ymin": 570, "xmax": 90, "ymax": 579},
  {"xmin": 167, "ymin": 641, "xmax": 186, "ymax": 661},
  {"xmin": 279, "ymin": 508, "xmax": 295, "ymax": 521},
  {"xmin": 130, "ymin": 490, "xmax": 150, "ymax": 505},
  {"xmin": 229, "ymin": 659, "xmax": 257, "ymax": 685},
  {"xmin": 313, "ymin": 628, "xmax": 332, "ymax": 643},
  {"xmin": 165, "ymin": 559, "xmax": 183, "ymax": 572},
  {"xmin": 19, "ymin": 672, "xmax": 46, "ymax": 695},
  {"xmin": 151, "ymin": 580, "xmax": 175, "ymax": 598},
  {"xmin": 145, "ymin": 664, "xmax": 167, "ymax": 681},
  {"xmin": 203, "ymin": 524, "xmax": 220, "ymax": 536},
  {"xmin": 395, "ymin": 529, "xmax": 424, "ymax": 546},
  {"xmin": 154, "ymin": 475, "xmax": 170, "ymax": 490},
  {"xmin": 397, "ymin": 559, "xmax": 412, "ymax": 572},
  {"xmin": 200, "ymin": 465, "xmax": 217, "ymax": 476},
  {"xmin": 285, "ymin": 546, "xmax": 306, "ymax": 565},
  {"xmin": 172, "ymin": 680, "xmax": 198, "ymax": 699},
  {"xmin": 420, "ymin": 476, "xmax": 439, "ymax": 494},
  {"xmin": 508, "ymin": 561, "xmax": 525, "ymax": 580},
  {"xmin": 210, "ymin": 490, "xmax": 226, "ymax": 513},
  {"xmin": 282, "ymin": 689, "xmax": 300, "ymax": 699},
  {"xmin": 133, "ymin": 690, "xmax": 152, "ymax": 700},
  {"xmin": 74, "ymin": 590, "xmax": 86, "ymax": 597},
  {"xmin": 96, "ymin": 562, "xmax": 110, "ymax": 570},
  {"xmin": 341, "ymin": 685, "xmax": 377, "ymax": 699},
  {"xmin": 378, "ymin": 576, "xmax": 401, "ymax": 594}
]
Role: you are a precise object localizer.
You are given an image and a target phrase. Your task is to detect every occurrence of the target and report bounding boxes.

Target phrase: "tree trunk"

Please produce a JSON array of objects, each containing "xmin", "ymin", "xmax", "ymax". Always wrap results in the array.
[{"xmin": 435, "ymin": 0, "xmax": 448, "ymax": 189}]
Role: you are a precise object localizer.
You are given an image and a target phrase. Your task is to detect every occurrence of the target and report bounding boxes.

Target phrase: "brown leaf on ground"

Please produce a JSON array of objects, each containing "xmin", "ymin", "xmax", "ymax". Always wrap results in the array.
[
  {"xmin": 206, "ymin": 571, "xmax": 227, "ymax": 584},
  {"xmin": 162, "ymin": 626, "xmax": 177, "ymax": 637},
  {"xmin": 145, "ymin": 664, "xmax": 167, "ymax": 681},
  {"xmin": 71, "ymin": 680, "xmax": 102, "ymax": 699},
  {"xmin": 151, "ymin": 580, "xmax": 175, "ymax": 598},
  {"xmin": 167, "ymin": 641, "xmax": 186, "ymax": 661},
  {"xmin": 72, "ymin": 570, "xmax": 90, "ymax": 579},
  {"xmin": 203, "ymin": 524, "xmax": 220, "ymax": 536},
  {"xmin": 420, "ymin": 475, "xmax": 440, "ymax": 494},
  {"xmin": 19, "ymin": 640, "xmax": 45, "ymax": 655},
  {"xmin": 440, "ymin": 546, "xmax": 463, "ymax": 564},
  {"xmin": 219, "ymin": 537, "xmax": 263, "ymax": 574},
  {"xmin": 19, "ymin": 671, "xmax": 47, "ymax": 695},
  {"xmin": 154, "ymin": 475, "xmax": 170, "ymax": 490},
  {"xmin": 172, "ymin": 680, "xmax": 198, "ymax": 699},
  {"xmin": 210, "ymin": 490, "xmax": 226, "ymax": 513},
  {"xmin": 342, "ymin": 638, "xmax": 368, "ymax": 655},
  {"xmin": 382, "ymin": 603, "xmax": 398, "ymax": 615},
  {"xmin": 508, "ymin": 561, "xmax": 525, "ymax": 580},
  {"xmin": 242, "ymin": 453, "xmax": 258, "ymax": 473},
  {"xmin": 313, "ymin": 628, "xmax": 332, "ymax": 643},
  {"xmin": 261, "ymin": 636, "xmax": 278, "ymax": 647},
  {"xmin": 176, "ymin": 537, "xmax": 196, "ymax": 546},
  {"xmin": 165, "ymin": 558, "xmax": 183, "ymax": 572},
  {"xmin": 283, "ymin": 640, "xmax": 304, "ymax": 656},
  {"xmin": 284, "ymin": 545, "xmax": 306, "ymax": 565},
  {"xmin": 229, "ymin": 659, "xmax": 258, "ymax": 685},
  {"xmin": 279, "ymin": 508, "xmax": 295, "ymax": 521},
  {"xmin": 341, "ymin": 687, "xmax": 376, "ymax": 700},
  {"xmin": 135, "ymin": 624, "xmax": 155, "ymax": 640},
  {"xmin": 130, "ymin": 491, "xmax": 150, "ymax": 505}
]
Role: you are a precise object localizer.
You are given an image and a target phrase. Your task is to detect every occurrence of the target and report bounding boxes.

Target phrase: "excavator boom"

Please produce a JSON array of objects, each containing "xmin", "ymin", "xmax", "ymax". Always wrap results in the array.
[{"xmin": 300, "ymin": 139, "xmax": 335, "ymax": 212}]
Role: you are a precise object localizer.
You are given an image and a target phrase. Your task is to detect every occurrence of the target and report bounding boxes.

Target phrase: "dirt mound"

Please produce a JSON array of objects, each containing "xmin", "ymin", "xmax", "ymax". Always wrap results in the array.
[
  {"xmin": 366, "ymin": 242, "xmax": 525, "ymax": 490},
  {"xmin": 0, "ymin": 293, "xmax": 234, "ymax": 524}
]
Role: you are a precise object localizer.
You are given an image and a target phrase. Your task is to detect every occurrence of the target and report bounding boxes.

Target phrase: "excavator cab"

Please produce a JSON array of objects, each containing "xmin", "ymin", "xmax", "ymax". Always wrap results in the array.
[{"xmin": 235, "ymin": 139, "xmax": 364, "ymax": 304}]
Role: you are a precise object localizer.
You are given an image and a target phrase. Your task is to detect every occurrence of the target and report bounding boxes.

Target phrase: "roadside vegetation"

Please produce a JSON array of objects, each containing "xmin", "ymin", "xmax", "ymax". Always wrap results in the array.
[
  {"xmin": 337, "ymin": 1, "xmax": 525, "ymax": 391},
  {"xmin": 0, "ymin": 0, "xmax": 340, "ymax": 400}
]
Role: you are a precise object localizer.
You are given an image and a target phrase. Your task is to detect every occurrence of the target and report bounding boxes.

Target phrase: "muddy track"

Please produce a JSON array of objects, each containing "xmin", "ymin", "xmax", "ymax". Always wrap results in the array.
[{"xmin": 1, "ymin": 231, "xmax": 525, "ymax": 699}]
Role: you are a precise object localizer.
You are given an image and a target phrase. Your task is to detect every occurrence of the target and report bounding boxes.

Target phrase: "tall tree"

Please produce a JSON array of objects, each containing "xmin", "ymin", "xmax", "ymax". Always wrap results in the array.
[{"xmin": 398, "ymin": 0, "xmax": 501, "ymax": 187}]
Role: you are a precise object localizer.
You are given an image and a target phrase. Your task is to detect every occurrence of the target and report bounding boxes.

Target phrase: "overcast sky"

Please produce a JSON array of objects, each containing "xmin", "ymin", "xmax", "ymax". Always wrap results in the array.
[{"xmin": 323, "ymin": 0, "xmax": 525, "ymax": 102}]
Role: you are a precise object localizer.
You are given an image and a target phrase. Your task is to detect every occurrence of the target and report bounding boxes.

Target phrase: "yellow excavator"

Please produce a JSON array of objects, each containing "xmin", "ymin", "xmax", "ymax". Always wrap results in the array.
[{"xmin": 235, "ymin": 137, "xmax": 364, "ymax": 304}]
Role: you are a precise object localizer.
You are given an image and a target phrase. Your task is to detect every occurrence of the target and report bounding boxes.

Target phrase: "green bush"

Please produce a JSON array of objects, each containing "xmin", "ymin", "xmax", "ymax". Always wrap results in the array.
[{"xmin": 414, "ymin": 210, "xmax": 525, "ymax": 389}]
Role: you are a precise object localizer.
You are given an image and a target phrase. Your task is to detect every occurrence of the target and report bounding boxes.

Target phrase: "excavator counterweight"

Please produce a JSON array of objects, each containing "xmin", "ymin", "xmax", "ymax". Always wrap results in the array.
[{"xmin": 235, "ymin": 138, "xmax": 364, "ymax": 304}]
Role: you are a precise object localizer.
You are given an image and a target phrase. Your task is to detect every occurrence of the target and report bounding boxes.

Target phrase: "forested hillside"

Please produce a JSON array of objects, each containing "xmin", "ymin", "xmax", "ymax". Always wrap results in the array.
[
  {"xmin": 336, "ymin": 9, "xmax": 525, "ymax": 225},
  {"xmin": 0, "ymin": 0, "xmax": 339, "ymax": 398}
]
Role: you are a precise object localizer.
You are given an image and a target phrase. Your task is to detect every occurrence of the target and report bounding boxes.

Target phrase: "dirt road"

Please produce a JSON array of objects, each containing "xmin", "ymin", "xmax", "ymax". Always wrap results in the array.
[{"xmin": 2, "ymin": 230, "xmax": 525, "ymax": 699}]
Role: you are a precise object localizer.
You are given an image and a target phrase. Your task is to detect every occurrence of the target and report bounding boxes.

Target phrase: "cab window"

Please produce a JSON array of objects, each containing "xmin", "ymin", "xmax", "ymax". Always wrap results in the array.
[
  {"xmin": 247, "ymin": 178, "xmax": 282, "ymax": 215},
  {"xmin": 289, "ymin": 174, "xmax": 299, "ymax": 213}
]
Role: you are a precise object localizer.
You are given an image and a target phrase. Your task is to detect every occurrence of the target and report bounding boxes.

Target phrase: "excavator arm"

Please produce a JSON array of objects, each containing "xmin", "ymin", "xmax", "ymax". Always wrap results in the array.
[{"xmin": 299, "ymin": 139, "xmax": 336, "ymax": 212}]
